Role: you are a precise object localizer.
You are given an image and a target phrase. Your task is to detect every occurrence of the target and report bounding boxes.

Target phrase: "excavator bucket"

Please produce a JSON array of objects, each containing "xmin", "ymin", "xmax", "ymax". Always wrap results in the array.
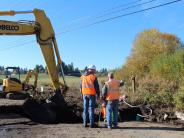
[
  {"xmin": 23, "ymin": 98, "xmax": 57, "ymax": 123},
  {"xmin": 22, "ymin": 90, "xmax": 82, "ymax": 124},
  {"xmin": 23, "ymin": 90, "xmax": 66, "ymax": 123}
]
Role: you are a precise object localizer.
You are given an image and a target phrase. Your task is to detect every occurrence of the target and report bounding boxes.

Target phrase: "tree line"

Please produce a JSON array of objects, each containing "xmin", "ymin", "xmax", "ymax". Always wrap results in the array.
[
  {"xmin": 0, "ymin": 66, "xmax": 28, "ymax": 75},
  {"xmin": 0, "ymin": 62, "xmax": 108, "ymax": 77},
  {"xmin": 0, "ymin": 62, "xmax": 80, "ymax": 75}
]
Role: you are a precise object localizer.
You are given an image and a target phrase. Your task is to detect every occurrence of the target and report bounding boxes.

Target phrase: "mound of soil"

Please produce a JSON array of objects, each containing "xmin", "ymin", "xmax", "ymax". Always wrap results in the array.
[{"xmin": 23, "ymin": 89, "xmax": 82, "ymax": 124}]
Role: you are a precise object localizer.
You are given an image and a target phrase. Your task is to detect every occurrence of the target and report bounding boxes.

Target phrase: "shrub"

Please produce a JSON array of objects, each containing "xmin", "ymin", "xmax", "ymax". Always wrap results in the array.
[
  {"xmin": 150, "ymin": 49, "xmax": 184, "ymax": 80},
  {"xmin": 174, "ymin": 86, "xmax": 184, "ymax": 111},
  {"xmin": 122, "ymin": 76, "xmax": 177, "ymax": 107}
]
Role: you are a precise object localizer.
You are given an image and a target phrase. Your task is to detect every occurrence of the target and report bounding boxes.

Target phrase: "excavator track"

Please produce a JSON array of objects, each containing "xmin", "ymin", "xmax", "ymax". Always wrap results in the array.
[{"xmin": 6, "ymin": 92, "xmax": 30, "ymax": 100}]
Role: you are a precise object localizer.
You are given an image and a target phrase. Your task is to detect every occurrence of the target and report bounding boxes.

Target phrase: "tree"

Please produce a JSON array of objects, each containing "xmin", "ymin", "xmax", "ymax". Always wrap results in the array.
[
  {"xmin": 97, "ymin": 68, "xmax": 108, "ymax": 77},
  {"xmin": 0, "ymin": 66, "xmax": 5, "ymax": 75},
  {"xmin": 122, "ymin": 29, "xmax": 182, "ymax": 77},
  {"xmin": 150, "ymin": 48, "xmax": 184, "ymax": 80},
  {"xmin": 19, "ymin": 68, "xmax": 28, "ymax": 74},
  {"xmin": 45, "ymin": 66, "xmax": 48, "ymax": 74},
  {"xmin": 67, "ymin": 62, "xmax": 74, "ymax": 72},
  {"xmin": 61, "ymin": 61, "xmax": 69, "ymax": 74},
  {"xmin": 35, "ymin": 64, "xmax": 45, "ymax": 73}
]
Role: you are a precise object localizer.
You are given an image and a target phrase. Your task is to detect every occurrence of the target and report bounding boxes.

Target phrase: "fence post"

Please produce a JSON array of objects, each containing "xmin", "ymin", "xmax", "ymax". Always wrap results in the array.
[{"xmin": 131, "ymin": 76, "xmax": 136, "ymax": 94}]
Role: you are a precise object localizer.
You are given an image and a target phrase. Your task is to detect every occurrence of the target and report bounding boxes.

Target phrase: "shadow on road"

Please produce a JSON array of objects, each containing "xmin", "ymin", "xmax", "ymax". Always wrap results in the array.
[
  {"xmin": 115, "ymin": 126, "xmax": 184, "ymax": 131},
  {"xmin": 0, "ymin": 121, "xmax": 34, "ymax": 127}
]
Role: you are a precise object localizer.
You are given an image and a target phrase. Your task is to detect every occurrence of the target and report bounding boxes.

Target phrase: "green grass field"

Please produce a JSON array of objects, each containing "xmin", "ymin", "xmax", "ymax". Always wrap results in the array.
[
  {"xmin": 0, "ymin": 74, "xmax": 80, "ymax": 88},
  {"xmin": 0, "ymin": 73, "xmax": 107, "ymax": 89}
]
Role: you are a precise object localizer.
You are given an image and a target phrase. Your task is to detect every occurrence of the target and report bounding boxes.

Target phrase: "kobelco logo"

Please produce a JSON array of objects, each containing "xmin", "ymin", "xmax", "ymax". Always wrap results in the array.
[{"xmin": 0, "ymin": 25, "xmax": 19, "ymax": 31}]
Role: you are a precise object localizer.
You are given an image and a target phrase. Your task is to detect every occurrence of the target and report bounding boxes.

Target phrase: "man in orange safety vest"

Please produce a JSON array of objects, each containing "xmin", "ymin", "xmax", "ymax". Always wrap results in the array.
[
  {"xmin": 80, "ymin": 65, "xmax": 100, "ymax": 128},
  {"xmin": 101, "ymin": 72, "xmax": 124, "ymax": 129}
]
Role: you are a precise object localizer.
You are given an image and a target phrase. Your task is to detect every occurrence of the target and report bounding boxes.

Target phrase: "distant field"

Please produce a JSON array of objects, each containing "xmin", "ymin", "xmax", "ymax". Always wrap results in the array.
[
  {"xmin": 0, "ymin": 73, "xmax": 106, "ymax": 89},
  {"xmin": 0, "ymin": 74, "xmax": 80, "ymax": 88}
]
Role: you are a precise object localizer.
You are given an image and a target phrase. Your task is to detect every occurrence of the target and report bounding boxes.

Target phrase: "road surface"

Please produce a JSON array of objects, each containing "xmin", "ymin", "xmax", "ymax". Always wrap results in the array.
[{"xmin": 0, "ymin": 114, "xmax": 184, "ymax": 138}]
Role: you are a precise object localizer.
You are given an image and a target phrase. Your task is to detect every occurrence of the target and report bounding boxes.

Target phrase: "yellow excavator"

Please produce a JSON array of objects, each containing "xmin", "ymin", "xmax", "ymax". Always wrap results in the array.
[
  {"xmin": 1, "ymin": 67, "xmax": 38, "ymax": 99},
  {"xmin": 0, "ymin": 9, "xmax": 68, "ymax": 123}
]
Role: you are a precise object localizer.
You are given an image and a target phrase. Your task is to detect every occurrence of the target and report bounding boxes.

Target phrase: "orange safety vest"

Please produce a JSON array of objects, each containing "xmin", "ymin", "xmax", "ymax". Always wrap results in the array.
[
  {"xmin": 81, "ymin": 74, "xmax": 96, "ymax": 95},
  {"xmin": 105, "ymin": 79, "xmax": 120, "ymax": 101}
]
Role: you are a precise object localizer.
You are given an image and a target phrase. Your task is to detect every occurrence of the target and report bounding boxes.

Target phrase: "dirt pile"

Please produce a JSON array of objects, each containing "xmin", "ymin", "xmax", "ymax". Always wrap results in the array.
[{"xmin": 23, "ymin": 89, "xmax": 82, "ymax": 124}]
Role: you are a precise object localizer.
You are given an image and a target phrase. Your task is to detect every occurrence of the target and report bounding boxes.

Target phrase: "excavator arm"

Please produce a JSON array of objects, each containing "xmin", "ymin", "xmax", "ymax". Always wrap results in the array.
[
  {"xmin": 23, "ymin": 70, "xmax": 38, "ymax": 90},
  {"xmin": 0, "ymin": 9, "xmax": 67, "ymax": 91}
]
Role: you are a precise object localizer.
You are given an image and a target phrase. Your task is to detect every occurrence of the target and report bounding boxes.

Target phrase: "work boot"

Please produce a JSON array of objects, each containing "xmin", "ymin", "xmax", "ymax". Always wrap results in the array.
[
  {"xmin": 89, "ymin": 123, "xmax": 98, "ymax": 128},
  {"xmin": 83, "ymin": 123, "xmax": 87, "ymax": 128},
  {"xmin": 113, "ymin": 125, "xmax": 120, "ymax": 129},
  {"xmin": 107, "ymin": 126, "xmax": 112, "ymax": 129}
]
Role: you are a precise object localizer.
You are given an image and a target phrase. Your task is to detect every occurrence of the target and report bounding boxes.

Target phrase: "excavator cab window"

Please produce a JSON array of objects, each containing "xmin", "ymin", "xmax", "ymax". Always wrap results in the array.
[{"xmin": 5, "ymin": 67, "xmax": 21, "ymax": 84}]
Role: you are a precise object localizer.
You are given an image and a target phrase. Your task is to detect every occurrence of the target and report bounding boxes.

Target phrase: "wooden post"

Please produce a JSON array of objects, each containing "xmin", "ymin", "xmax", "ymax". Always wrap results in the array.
[{"xmin": 131, "ymin": 76, "xmax": 136, "ymax": 94}]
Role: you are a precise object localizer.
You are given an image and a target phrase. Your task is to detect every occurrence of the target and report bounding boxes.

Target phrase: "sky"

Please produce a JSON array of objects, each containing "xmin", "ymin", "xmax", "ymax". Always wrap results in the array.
[{"xmin": 0, "ymin": 0, "xmax": 183, "ymax": 70}]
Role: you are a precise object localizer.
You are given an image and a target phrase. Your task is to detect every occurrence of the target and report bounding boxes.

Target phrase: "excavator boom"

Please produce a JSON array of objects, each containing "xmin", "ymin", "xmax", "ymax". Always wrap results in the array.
[
  {"xmin": 0, "ymin": 9, "xmax": 67, "ymax": 91},
  {"xmin": 0, "ymin": 20, "xmax": 37, "ymax": 35}
]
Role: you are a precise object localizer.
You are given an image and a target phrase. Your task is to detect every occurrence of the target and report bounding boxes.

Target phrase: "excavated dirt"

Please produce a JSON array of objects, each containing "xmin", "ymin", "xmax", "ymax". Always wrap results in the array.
[{"xmin": 0, "ymin": 88, "xmax": 184, "ymax": 138}]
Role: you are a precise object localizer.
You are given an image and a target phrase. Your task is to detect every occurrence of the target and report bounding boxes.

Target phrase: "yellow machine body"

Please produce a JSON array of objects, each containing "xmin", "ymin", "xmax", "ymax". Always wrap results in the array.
[
  {"xmin": 3, "ymin": 78, "xmax": 22, "ymax": 93},
  {"xmin": 2, "ymin": 68, "xmax": 38, "ymax": 94}
]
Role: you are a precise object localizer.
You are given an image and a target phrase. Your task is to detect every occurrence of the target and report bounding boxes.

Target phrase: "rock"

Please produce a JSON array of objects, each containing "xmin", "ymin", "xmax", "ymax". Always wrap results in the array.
[
  {"xmin": 175, "ymin": 111, "xmax": 184, "ymax": 120},
  {"xmin": 163, "ymin": 113, "xmax": 168, "ymax": 120}
]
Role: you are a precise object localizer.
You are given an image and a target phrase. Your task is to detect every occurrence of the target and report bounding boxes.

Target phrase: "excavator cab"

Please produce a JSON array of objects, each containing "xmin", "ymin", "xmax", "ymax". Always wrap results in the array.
[
  {"xmin": 5, "ymin": 67, "xmax": 21, "ymax": 79},
  {"xmin": 3, "ymin": 67, "xmax": 22, "ymax": 93}
]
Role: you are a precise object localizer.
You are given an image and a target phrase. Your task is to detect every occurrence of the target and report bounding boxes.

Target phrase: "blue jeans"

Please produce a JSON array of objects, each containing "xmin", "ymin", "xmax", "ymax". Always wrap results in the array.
[
  {"xmin": 106, "ymin": 100, "xmax": 119, "ymax": 128},
  {"xmin": 83, "ymin": 95, "xmax": 96, "ymax": 126}
]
